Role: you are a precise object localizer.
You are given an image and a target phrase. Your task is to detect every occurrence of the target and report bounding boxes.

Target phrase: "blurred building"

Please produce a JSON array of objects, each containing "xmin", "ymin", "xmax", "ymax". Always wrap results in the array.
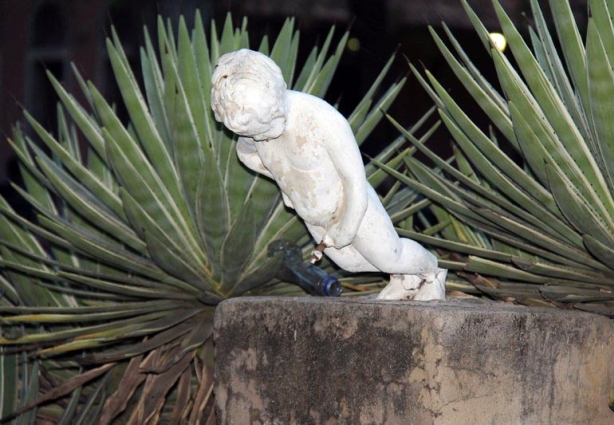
[{"xmin": 0, "ymin": 0, "xmax": 588, "ymax": 184}]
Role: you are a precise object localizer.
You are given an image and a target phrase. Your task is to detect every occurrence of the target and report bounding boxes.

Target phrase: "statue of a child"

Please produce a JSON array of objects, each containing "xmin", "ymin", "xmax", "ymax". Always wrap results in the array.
[{"xmin": 211, "ymin": 49, "xmax": 446, "ymax": 300}]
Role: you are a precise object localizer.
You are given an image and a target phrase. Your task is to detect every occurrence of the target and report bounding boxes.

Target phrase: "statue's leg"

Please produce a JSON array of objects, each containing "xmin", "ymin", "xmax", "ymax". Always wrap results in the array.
[
  {"xmin": 305, "ymin": 187, "xmax": 446, "ymax": 300},
  {"xmin": 305, "ymin": 223, "xmax": 379, "ymax": 272},
  {"xmin": 350, "ymin": 187, "xmax": 445, "ymax": 300},
  {"xmin": 352, "ymin": 187, "xmax": 437, "ymax": 274}
]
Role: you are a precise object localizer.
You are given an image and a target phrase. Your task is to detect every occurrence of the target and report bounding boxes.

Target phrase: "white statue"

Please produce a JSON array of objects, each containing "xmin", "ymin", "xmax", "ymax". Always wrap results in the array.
[{"xmin": 211, "ymin": 49, "xmax": 446, "ymax": 301}]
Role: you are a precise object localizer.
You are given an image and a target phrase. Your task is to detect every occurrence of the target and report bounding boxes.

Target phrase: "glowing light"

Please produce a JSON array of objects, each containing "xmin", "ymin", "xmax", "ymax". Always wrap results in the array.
[
  {"xmin": 489, "ymin": 32, "xmax": 507, "ymax": 52},
  {"xmin": 347, "ymin": 37, "xmax": 361, "ymax": 52}
]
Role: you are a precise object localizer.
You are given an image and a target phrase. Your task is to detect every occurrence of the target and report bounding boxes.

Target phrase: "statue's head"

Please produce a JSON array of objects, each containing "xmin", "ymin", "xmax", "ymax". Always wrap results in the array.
[{"xmin": 211, "ymin": 49, "xmax": 287, "ymax": 141}]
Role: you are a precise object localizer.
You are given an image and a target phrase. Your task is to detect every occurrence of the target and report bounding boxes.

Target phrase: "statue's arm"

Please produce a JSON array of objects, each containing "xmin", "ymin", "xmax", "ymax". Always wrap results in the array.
[
  {"xmin": 236, "ymin": 138, "xmax": 294, "ymax": 208},
  {"xmin": 236, "ymin": 138, "xmax": 273, "ymax": 179},
  {"xmin": 322, "ymin": 117, "xmax": 368, "ymax": 249}
]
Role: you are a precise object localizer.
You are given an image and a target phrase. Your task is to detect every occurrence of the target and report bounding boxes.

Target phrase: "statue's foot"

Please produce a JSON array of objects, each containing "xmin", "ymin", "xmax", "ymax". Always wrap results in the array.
[
  {"xmin": 413, "ymin": 268, "xmax": 447, "ymax": 301},
  {"xmin": 377, "ymin": 274, "xmax": 421, "ymax": 300},
  {"xmin": 377, "ymin": 268, "xmax": 447, "ymax": 301}
]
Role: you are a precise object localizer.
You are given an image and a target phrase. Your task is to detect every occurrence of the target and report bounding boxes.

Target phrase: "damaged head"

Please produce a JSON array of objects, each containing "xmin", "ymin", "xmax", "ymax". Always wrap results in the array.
[{"xmin": 211, "ymin": 49, "xmax": 288, "ymax": 141}]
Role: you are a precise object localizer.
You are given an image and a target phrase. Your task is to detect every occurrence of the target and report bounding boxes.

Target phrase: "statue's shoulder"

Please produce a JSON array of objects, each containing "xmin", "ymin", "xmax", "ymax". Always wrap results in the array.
[
  {"xmin": 287, "ymin": 90, "xmax": 345, "ymax": 121},
  {"xmin": 287, "ymin": 89, "xmax": 321, "ymax": 104}
]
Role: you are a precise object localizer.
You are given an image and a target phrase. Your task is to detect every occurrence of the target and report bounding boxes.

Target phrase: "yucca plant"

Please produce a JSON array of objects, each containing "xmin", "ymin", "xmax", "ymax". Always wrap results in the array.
[
  {"xmin": 0, "ymin": 11, "xmax": 430, "ymax": 423},
  {"xmin": 378, "ymin": 0, "xmax": 614, "ymax": 315}
]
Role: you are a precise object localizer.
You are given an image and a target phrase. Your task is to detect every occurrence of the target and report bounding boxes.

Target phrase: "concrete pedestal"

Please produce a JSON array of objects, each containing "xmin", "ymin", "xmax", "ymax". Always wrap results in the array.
[{"xmin": 214, "ymin": 297, "xmax": 614, "ymax": 424}]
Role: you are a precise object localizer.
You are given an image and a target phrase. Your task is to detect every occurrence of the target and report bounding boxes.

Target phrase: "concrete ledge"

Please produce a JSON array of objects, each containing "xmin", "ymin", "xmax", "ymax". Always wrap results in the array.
[{"xmin": 214, "ymin": 297, "xmax": 614, "ymax": 424}]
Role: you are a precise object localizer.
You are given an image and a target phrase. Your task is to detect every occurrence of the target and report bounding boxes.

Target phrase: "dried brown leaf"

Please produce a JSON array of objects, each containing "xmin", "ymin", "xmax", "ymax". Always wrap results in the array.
[
  {"xmin": 128, "ymin": 348, "xmax": 195, "ymax": 424},
  {"xmin": 97, "ymin": 354, "xmax": 146, "ymax": 425},
  {"xmin": 188, "ymin": 364, "xmax": 215, "ymax": 425}
]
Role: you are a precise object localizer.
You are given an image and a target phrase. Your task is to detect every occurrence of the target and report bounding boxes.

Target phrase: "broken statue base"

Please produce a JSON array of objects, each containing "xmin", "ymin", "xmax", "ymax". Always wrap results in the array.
[{"xmin": 214, "ymin": 297, "xmax": 614, "ymax": 424}]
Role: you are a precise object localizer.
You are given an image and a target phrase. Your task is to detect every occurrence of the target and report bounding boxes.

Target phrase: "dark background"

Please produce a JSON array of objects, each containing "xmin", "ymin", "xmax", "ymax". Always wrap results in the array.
[{"xmin": 0, "ymin": 0, "xmax": 589, "ymax": 196}]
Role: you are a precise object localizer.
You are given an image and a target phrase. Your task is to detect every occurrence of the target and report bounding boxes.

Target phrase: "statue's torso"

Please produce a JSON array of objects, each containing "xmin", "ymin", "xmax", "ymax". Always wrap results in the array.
[
  {"xmin": 251, "ymin": 92, "xmax": 348, "ymax": 227},
  {"xmin": 254, "ymin": 137, "xmax": 341, "ymax": 227}
]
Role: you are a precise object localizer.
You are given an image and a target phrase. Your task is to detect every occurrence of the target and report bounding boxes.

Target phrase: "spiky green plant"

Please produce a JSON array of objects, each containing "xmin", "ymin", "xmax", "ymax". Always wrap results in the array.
[
  {"xmin": 0, "ymin": 12, "xmax": 428, "ymax": 423},
  {"xmin": 379, "ymin": 0, "xmax": 614, "ymax": 314}
]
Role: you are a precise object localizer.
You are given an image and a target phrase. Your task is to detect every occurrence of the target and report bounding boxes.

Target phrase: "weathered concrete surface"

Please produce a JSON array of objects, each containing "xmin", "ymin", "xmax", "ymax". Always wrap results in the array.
[{"xmin": 214, "ymin": 297, "xmax": 614, "ymax": 424}]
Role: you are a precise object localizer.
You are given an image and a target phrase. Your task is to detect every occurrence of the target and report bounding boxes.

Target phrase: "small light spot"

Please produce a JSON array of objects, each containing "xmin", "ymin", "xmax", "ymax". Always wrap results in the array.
[
  {"xmin": 347, "ymin": 37, "xmax": 361, "ymax": 52},
  {"xmin": 489, "ymin": 32, "xmax": 507, "ymax": 52}
]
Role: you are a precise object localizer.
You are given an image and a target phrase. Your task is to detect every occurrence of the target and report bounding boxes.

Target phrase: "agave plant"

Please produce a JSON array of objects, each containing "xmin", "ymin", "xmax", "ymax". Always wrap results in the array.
[
  {"xmin": 378, "ymin": 0, "xmax": 614, "ymax": 315},
  {"xmin": 0, "ymin": 12, "xmax": 423, "ymax": 423}
]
